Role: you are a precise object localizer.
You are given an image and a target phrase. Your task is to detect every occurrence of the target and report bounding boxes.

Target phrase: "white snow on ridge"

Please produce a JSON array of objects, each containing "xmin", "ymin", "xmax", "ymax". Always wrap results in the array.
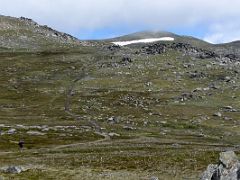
[{"xmin": 112, "ymin": 37, "xmax": 174, "ymax": 46}]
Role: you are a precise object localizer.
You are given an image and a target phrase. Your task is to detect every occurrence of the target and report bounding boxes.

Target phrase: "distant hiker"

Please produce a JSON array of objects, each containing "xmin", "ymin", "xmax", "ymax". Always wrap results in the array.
[{"xmin": 18, "ymin": 140, "xmax": 24, "ymax": 150}]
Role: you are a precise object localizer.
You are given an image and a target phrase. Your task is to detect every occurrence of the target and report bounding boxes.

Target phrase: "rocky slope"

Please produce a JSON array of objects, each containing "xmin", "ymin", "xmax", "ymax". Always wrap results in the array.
[
  {"xmin": 0, "ymin": 16, "xmax": 240, "ymax": 179},
  {"xmin": 0, "ymin": 15, "xmax": 85, "ymax": 51}
]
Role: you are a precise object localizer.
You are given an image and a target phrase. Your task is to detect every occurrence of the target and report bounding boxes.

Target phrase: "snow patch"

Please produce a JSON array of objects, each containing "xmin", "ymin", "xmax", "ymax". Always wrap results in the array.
[{"xmin": 112, "ymin": 37, "xmax": 174, "ymax": 46}]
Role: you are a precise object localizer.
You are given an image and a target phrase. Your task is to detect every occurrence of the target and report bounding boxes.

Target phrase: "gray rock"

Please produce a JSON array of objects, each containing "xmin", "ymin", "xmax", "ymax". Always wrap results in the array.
[
  {"xmin": 149, "ymin": 176, "xmax": 159, "ymax": 180},
  {"xmin": 7, "ymin": 128, "xmax": 16, "ymax": 134},
  {"xmin": 1, "ymin": 166, "xmax": 24, "ymax": 174},
  {"xmin": 201, "ymin": 151, "xmax": 240, "ymax": 180},
  {"xmin": 223, "ymin": 106, "xmax": 237, "ymax": 112},
  {"xmin": 213, "ymin": 112, "xmax": 222, "ymax": 117},
  {"xmin": 219, "ymin": 151, "xmax": 239, "ymax": 169},
  {"xmin": 108, "ymin": 132, "xmax": 120, "ymax": 137},
  {"xmin": 223, "ymin": 106, "xmax": 233, "ymax": 109},
  {"xmin": 108, "ymin": 116, "xmax": 120, "ymax": 124},
  {"xmin": 200, "ymin": 164, "xmax": 218, "ymax": 180},
  {"xmin": 41, "ymin": 127, "xmax": 49, "ymax": 132}
]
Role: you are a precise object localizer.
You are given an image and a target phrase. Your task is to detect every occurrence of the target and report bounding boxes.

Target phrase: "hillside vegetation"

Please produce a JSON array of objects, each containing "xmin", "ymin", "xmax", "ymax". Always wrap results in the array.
[{"xmin": 0, "ymin": 16, "xmax": 239, "ymax": 179}]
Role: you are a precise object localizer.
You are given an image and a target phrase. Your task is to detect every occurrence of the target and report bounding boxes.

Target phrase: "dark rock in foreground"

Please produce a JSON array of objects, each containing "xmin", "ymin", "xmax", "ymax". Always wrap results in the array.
[{"xmin": 201, "ymin": 151, "xmax": 240, "ymax": 180}]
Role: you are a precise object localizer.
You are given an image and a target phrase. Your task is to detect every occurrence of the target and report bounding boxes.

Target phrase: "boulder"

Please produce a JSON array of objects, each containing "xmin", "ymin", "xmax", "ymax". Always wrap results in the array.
[
  {"xmin": 1, "ymin": 166, "xmax": 24, "ymax": 174},
  {"xmin": 201, "ymin": 164, "xmax": 218, "ymax": 180},
  {"xmin": 213, "ymin": 112, "xmax": 222, "ymax": 117},
  {"xmin": 201, "ymin": 151, "xmax": 240, "ymax": 180},
  {"xmin": 222, "ymin": 106, "xmax": 237, "ymax": 112},
  {"xmin": 219, "ymin": 151, "xmax": 239, "ymax": 169}
]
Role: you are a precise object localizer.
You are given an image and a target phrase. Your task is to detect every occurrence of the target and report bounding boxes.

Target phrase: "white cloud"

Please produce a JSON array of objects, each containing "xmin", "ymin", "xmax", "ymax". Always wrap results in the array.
[
  {"xmin": 1, "ymin": 0, "xmax": 240, "ymax": 42},
  {"xmin": 204, "ymin": 22, "xmax": 240, "ymax": 44}
]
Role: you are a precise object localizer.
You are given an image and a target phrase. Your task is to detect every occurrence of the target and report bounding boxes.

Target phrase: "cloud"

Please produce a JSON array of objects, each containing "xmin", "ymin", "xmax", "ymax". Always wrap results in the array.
[
  {"xmin": 204, "ymin": 22, "xmax": 240, "ymax": 44},
  {"xmin": 1, "ymin": 0, "xmax": 240, "ymax": 42}
]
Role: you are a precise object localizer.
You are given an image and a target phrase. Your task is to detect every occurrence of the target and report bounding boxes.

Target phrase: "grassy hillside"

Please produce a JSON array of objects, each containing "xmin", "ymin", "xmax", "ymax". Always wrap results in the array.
[{"xmin": 0, "ymin": 17, "xmax": 240, "ymax": 179}]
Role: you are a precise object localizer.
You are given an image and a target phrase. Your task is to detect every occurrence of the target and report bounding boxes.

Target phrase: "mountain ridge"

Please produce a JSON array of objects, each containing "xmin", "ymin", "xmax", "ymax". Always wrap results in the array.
[
  {"xmin": 0, "ymin": 15, "xmax": 240, "ymax": 54},
  {"xmin": 0, "ymin": 15, "xmax": 84, "ymax": 51}
]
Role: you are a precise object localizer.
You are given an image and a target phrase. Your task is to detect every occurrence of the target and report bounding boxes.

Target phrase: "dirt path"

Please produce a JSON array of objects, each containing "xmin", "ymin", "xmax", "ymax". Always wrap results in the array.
[
  {"xmin": 1, "ymin": 134, "xmax": 240, "ymax": 156},
  {"xmin": 0, "ymin": 131, "xmax": 111, "ymax": 156},
  {"xmin": 53, "ymin": 132, "xmax": 110, "ymax": 149}
]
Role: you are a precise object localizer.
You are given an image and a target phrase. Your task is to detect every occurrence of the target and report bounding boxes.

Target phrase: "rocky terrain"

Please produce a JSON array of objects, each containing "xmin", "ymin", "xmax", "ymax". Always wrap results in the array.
[
  {"xmin": 0, "ymin": 16, "xmax": 239, "ymax": 179},
  {"xmin": 0, "ymin": 15, "xmax": 89, "ymax": 51}
]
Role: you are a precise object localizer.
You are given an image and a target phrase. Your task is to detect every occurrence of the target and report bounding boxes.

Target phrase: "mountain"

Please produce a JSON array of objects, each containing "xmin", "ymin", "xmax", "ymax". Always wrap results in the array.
[
  {"xmin": 0, "ymin": 15, "xmax": 84, "ymax": 51},
  {"xmin": 0, "ymin": 16, "xmax": 240, "ymax": 180},
  {"xmin": 107, "ymin": 31, "xmax": 211, "ymax": 48},
  {"xmin": 106, "ymin": 31, "xmax": 240, "ymax": 57}
]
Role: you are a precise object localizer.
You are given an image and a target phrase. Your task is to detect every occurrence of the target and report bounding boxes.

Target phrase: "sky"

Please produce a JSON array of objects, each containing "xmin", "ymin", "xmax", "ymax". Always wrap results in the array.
[{"xmin": 1, "ymin": 0, "xmax": 240, "ymax": 44}]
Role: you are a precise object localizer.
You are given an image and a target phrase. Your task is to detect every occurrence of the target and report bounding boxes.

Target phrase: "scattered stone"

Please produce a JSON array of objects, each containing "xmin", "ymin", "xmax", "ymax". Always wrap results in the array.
[
  {"xmin": 26, "ymin": 131, "xmax": 46, "ymax": 136},
  {"xmin": 183, "ymin": 63, "xmax": 194, "ymax": 68},
  {"xmin": 141, "ymin": 43, "xmax": 166, "ymax": 55},
  {"xmin": 107, "ymin": 45, "xmax": 120, "ymax": 51},
  {"xmin": 224, "ymin": 117, "xmax": 233, "ymax": 121},
  {"xmin": 209, "ymin": 83, "xmax": 220, "ymax": 90},
  {"xmin": 1, "ymin": 166, "xmax": 24, "ymax": 174},
  {"xmin": 223, "ymin": 106, "xmax": 237, "ymax": 112},
  {"xmin": 201, "ymin": 151, "xmax": 240, "ymax": 180},
  {"xmin": 7, "ymin": 129, "xmax": 16, "ymax": 135},
  {"xmin": 178, "ymin": 92, "xmax": 197, "ymax": 101},
  {"xmin": 80, "ymin": 126, "xmax": 92, "ymax": 130},
  {"xmin": 146, "ymin": 82, "xmax": 152, "ymax": 87},
  {"xmin": 16, "ymin": 125, "xmax": 27, "ymax": 129},
  {"xmin": 189, "ymin": 71, "xmax": 205, "ymax": 79},
  {"xmin": 108, "ymin": 116, "xmax": 120, "ymax": 124},
  {"xmin": 213, "ymin": 112, "xmax": 222, "ymax": 117},
  {"xmin": 149, "ymin": 176, "xmax": 159, "ymax": 180},
  {"xmin": 121, "ymin": 57, "xmax": 132, "ymax": 64},
  {"xmin": 224, "ymin": 106, "xmax": 233, "ymax": 110},
  {"xmin": 143, "ymin": 121, "xmax": 148, "ymax": 126},
  {"xmin": 172, "ymin": 143, "xmax": 181, "ymax": 148},
  {"xmin": 123, "ymin": 126, "xmax": 136, "ymax": 130},
  {"xmin": 160, "ymin": 121, "xmax": 167, "ymax": 124},
  {"xmin": 108, "ymin": 132, "xmax": 120, "ymax": 137},
  {"xmin": 193, "ymin": 87, "xmax": 203, "ymax": 92},
  {"xmin": 41, "ymin": 127, "xmax": 49, "ymax": 132}
]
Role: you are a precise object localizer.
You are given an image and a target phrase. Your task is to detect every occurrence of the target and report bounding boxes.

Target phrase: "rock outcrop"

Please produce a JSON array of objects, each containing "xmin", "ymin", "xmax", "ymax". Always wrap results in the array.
[
  {"xmin": 201, "ymin": 151, "xmax": 240, "ymax": 180},
  {"xmin": 140, "ymin": 42, "xmax": 240, "ymax": 61}
]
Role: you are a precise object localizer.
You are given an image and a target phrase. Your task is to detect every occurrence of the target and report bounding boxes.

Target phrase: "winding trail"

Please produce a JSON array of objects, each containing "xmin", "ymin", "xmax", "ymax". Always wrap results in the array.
[
  {"xmin": 1, "ymin": 135, "xmax": 240, "ymax": 156},
  {"xmin": 53, "ymin": 132, "xmax": 111, "ymax": 150},
  {"xmin": 0, "ymin": 132, "xmax": 110, "ymax": 156}
]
